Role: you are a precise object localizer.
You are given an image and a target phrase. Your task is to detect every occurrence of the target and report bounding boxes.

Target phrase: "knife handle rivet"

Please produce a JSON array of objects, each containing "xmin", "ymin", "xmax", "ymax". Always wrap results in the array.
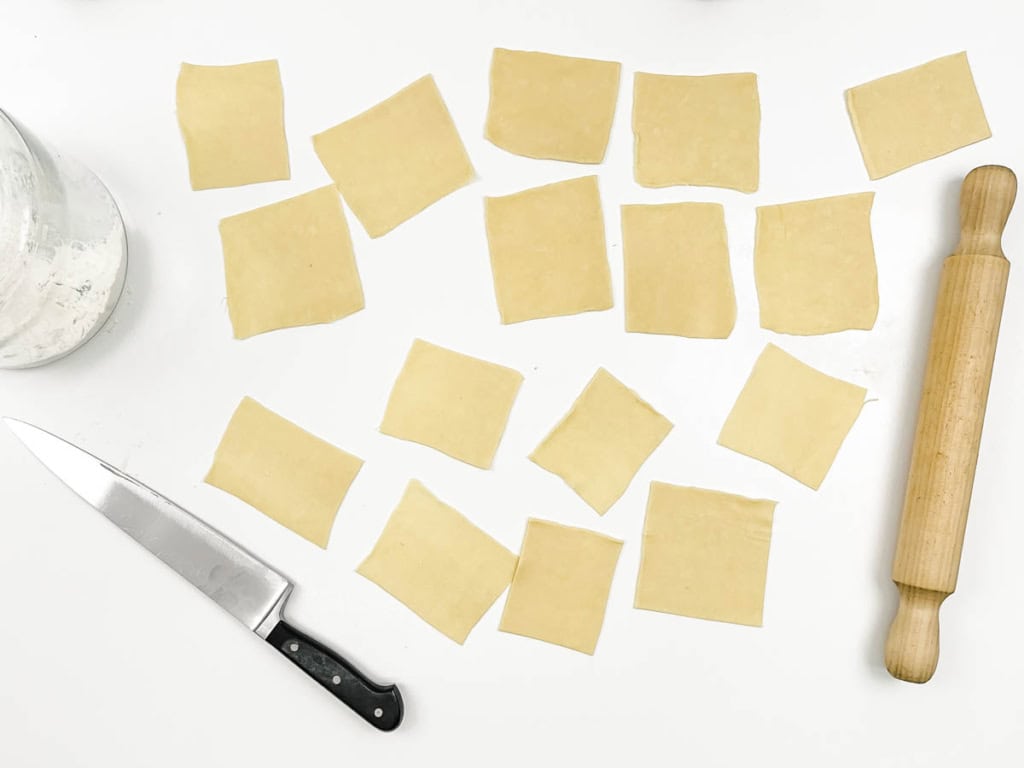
[
  {"xmin": 288, "ymin": 642, "xmax": 299, "ymax": 653},
  {"xmin": 373, "ymin": 708, "xmax": 383, "ymax": 719},
  {"xmin": 332, "ymin": 675, "xmax": 341, "ymax": 685}
]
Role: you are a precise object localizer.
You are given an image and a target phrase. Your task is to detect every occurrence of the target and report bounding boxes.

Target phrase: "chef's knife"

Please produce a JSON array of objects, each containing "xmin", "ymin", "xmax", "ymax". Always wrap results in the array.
[{"xmin": 4, "ymin": 417, "xmax": 403, "ymax": 731}]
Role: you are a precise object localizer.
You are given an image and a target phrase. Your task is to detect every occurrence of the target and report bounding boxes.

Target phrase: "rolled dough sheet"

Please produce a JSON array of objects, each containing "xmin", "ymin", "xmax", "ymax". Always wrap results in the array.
[
  {"xmin": 635, "ymin": 483, "xmax": 776, "ymax": 627},
  {"xmin": 718, "ymin": 344, "xmax": 867, "ymax": 489},
  {"xmin": 205, "ymin": 397, "xmax": 363, "ymax": 548},
  {"xmin": 499, "ymin": 519, "xmax": 623, "ymax": 655},
  {"xmin": 313, "ymin": 75, "xmax": 475, "ymax": 237},
  {"xmin": 622, "ymin": 202, "xmax": 736, "ymax": 338},
  {"xmin": 219, "ymin": 186, "xmax": 364, "ymax": 339},
  {"xmin": 485, "ymin": 48, "xmax": 621, "ymax": 163},
  {"xmin": 357, "ymin": 480, "xmax": 518, "ymax": 644},
  {"xmin": 380, "ymin": 339, "xmax": 524, "ymax": 469},
  {"xmin": 755, "ymin": 192, "xmax": 878, "ymax": 335},
  {"xmin": 845, "ymin": 52, "xmax": 991, "ymax": 179},
  {"xmin": 176, "ymin": 60, "xmax": 290, "ymax": 190},
  {"xmin": 530, "ymin": 368, "xmax": 673, "ymax": 514},
  {"xmin": 633, "ymin": 71, "xmax": 759, "ymax": 192},
  {"xmin": 484, "ymin": 175, "xmax": 613, "ymax": 324}
]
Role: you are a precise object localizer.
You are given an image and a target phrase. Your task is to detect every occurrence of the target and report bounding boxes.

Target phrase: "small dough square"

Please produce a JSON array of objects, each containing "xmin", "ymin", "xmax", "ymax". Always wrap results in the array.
[
  {"xmin": 484, "ymin": 175, "xmax": 613, "ymax": 324},
  {"xmin": 357, "ymin": 481, "xmax": 518, "ymax": 644},
  {"xmin": 485, "ymin": 48, "xmax": 621, "ymax": 163},
  {"xmin": 219, "ymin": 186, "xmax": 364, "ymax": 339},
  {"xmin": 313, "ymin": 75, "xmax": 475, "ymax": 237},
  {"xmin": 754, "ymin": 192, "xmax": 878, "ymax": 335},
  {"xmin": 380, "ymin": 339, "xmax": 524, "ymax": 469},
  {"xmin": 623, "ymin": 202, "xmax": 736, "ymax": 338},
  {"xmin": 718, "ymin": 344, "xmax": 866, "ymax": 489},
  {"xmin": 530, "ymin": 368, "xmax": 673, "ymax": 514},
  {"xmin": 633, "ymin": 72, "xmax": 760, "ymax": 192},
  {"xmin": 176, "ymin": 60, "xmax": 290, "ymax": 190},
  {"xmin": 205, "ymin": 397, "xmax": 363, "ymax": 548},
  {"xmin": 846, "ymin": 52, "xmax": 991, "ymax": 179},
  {"xmin": 635, "ymin": 483, "xmax": 776, "ymax": 627},
  {"xmin": 499, "ymin": 519, "xmax": 622, "ymax": 655}
]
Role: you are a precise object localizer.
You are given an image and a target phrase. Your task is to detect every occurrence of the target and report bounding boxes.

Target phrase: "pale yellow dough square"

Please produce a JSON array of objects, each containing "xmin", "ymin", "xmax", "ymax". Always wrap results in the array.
[
  {"xmin": 499, "ymin": 519, "xmax": 623, "ymax": 655},
  {"xmin": 633, "ymin": 72, "xmax": 760, "ymax": 192},
  {"xmin": 635, "ymin": 483, "xmax": 776, "ymax": 627},
  {"xmin": 484, "ymin": 175, "xmax": 613, "ymax": 324},
  {"xmin": 530, "ymin": 368, "xmax": 673, "ymax": 514},
  {"xmin": 380, "ymin": 339, "xmax": 524, "ymax": 469},
  {"xmin": 218, "ymin": 186, "xmax": 364, "ymax": 339},
  {"xmin": 176, "ymin": 60, "xmax": 290, "ymax": 190},
  {"xmin": 205, "ymin": 398, "xmax": 363, "ymax": 548},
  {"xmin": 754, "ymin": 192, "xmax": 878, "ymax": 335},
  {"xmin": 622, "ymin": 202, "xmax": 736, "ymax": 338},
  {"xmin": 486, "ymin": 48, "xmax": 621, "ymax": 163},
  {"xmin": 718, "ymin": 345, "xmax": 867, "ymax": 489},
  {"xmin": 357, "ymin": 481, "xmax": 518, "ymax": 644},
  {"xmin": 313, "ymin": 75, "xmax": 475, "ymax": 237},
  {"xmin": 846, "ymin": 52, "xmax": 991, "ymax": 179}
]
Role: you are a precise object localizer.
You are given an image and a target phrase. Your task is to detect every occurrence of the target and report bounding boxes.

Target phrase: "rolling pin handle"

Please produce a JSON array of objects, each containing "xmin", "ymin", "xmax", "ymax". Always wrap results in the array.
[
  {"xmin": 885, "ymin": 584, "xmax": 945, "ymax": 684},
  {"xmin": 956, "ymin": 165, "xmax": 1017, "ymax": 258}
]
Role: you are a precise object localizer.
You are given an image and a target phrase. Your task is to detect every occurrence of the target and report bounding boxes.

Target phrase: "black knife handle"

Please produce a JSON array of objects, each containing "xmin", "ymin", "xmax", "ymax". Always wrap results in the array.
[{"xmin": 266, "ymin": 621, "xmax": 403, "ymax": 731}]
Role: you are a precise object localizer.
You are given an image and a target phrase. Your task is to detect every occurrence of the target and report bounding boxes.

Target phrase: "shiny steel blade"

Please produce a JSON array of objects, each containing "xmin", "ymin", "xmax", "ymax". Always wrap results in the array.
[{"xmin": 4, "ymin": 418, "xmax": 291, "ymax": 636}]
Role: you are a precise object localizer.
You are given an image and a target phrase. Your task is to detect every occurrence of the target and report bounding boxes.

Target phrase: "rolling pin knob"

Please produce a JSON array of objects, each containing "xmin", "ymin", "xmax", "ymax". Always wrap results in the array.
[{"xmin": 885, "ymin": 584, "xmax": 944, "ymax": 683}]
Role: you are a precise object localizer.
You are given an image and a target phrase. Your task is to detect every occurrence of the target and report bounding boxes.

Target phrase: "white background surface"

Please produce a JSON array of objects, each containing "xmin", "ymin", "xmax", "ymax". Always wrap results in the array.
[{"xmin": 2, "ymin": 0, "xmax": 1023, "ymax": 765}]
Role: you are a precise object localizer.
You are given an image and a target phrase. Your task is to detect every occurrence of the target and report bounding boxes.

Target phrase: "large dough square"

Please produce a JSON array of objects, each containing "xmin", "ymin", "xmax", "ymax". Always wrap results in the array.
[
  {"xmin": 313, "ymin": 75, "xmax": 475, "ymax": 237},
  {"xmin": 485, "ymin": 48, "xmax": 621, "ymax": 163},
  {"xmin": 499, "ymin": 519, "xmax": 622, "ymax": 655},
  {"xmin": 219, "ymin": 186, "xmax": 364, "ymax": 339},
  {"xmin": 205, "ymin": 397, "xmax": 363, "ymax": 548},
  {"xmin": 635, "ymin": 483, "xmax": 776, "ymax": 627},
  {"xmin": 380, "ymin": 339, "xmax": 524, "ymax": 468},
  {"xmin": 176, "ymin": 60, "xmax": 290, "ymax": 190},
  {"xmin": 718, "ymin": 344, "xmax": 866, "ymax": 489},
  {"xmin": 357, "ymin": 481, "xmax": 518, "ymax": 644},
  {"xmin": 633, "ymin": 72, "xmax": 760, "ymax": 192},
  {"xmin": 484, "ymin": 175, "xmax": 613, "ymax": 323},
  {"xmin": 622, "ymin": 202, "xmax": 736, "ymax": 338},
  {"xmin": 530, "ymin": 368, "xmax": 673, "ymax": 514}
]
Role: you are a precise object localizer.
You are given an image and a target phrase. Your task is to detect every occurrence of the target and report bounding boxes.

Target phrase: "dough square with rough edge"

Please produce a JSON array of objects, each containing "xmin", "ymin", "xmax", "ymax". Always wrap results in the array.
[
  {"xmin": 845, "ymin": 52, "xmax": 991, "ymax": 179},
  {"xmin": 633, "ymin": 72, "xmax": 759, "ymax": 192},
  {"xmin": 530, "ymin": 368, "xmax": 673, "ymax": 514},
  {"xmin": 622, "ymin": 202, "xmax": 736, "ymax": 339},
  {"xmin": 486, "ymin": 48, "xmax": 621, "ymax": 163},
  {"xmin": 357, "ymin": 480, "xmax": 518, "ymax": 644},
  {"xmin": 205, "ymin": 397, "xmax": 363, "ymax": 548},
  {"xmin": 313, "ymin": 75, "xmax": 475, "ymax": 237},
  {"xmin": 635, "ymin": 483, "xmax": 776, "ymax": 627},
  {"xmin": 380, "ymin": 339, "xmax": 524, "ymax": 469},
  {"xmin": 176, "ymin": 60, "xmax": 290, "ymax": 190},
  {"xmin": 218, "ymin": 186, "xmax": 364, "ymax": 339},
  {"xmin": 499, "ymin": 519, "xmax": 622, "ymax": 655},
  {"xmin": 484, "ymin": 175, "xmax": 612, "ymax": 324},
  {"xmin": 755, "ymin": 192, "xmax": 878, "ymax": 335},
  {"xmin": 718, "ymin": 344, "xmax": 867, "ymax": 489}
]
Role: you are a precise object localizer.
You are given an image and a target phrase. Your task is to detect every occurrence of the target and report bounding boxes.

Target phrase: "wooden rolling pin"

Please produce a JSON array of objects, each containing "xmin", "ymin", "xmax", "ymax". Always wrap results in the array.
[{"xmin": 886, "ymin": 164, "xmax": 1016, "ymax": 683}]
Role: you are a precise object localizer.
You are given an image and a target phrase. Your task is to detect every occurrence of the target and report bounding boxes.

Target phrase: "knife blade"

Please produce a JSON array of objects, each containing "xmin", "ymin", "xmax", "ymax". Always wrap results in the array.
[{"xmin": 3, "ymin": 417, "xmax": 403, "ymax": 731}]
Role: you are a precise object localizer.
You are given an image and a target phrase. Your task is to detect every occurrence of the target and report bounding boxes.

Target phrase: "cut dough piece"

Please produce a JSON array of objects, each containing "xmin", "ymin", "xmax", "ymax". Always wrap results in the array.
[
  {"xmin": 219, "ymin": 186, "xmax": 364, "ymax": 339},
  {"xmin": 718, "ymin": 344, "xmax": 866, "ymax": 489},
  {"xmin": 755, "ymin": 192, "xmax": 878, "ymax": 335},
  {"xmin": 633, "ymin": 71, "xmax": 760, "ymax": 192},
  {"xmin": 485, "ymin": 48, "xmax": 621, "ymax": 163},
  {"xmin": 530, "ymin": 368, "xmax": 673, "ymax": 514},
  {"xmin": 846, "ymin": 52, "xmax": 991, "ymax": 179},
  {"xmin": 499, "ymin": 519, "xmax": 622, "ymax": 655},
  {"xmin": 205, "ymin": 397, "xmax": 363, "ymax": 548},
  {"xmin": 176, "ymin": 60, "xmax": 290, "ymax": 190},
  {"xmin": 380, "ymin": 339, "xmax": 523, "ymax": 469},
  {"xmin": 313, "ymin": 75, "xmax": 475, "ymax": 237},
  {"xmin": 622, "ymin": 202, "xmax": 736, "ymax": 338},
  {"xmin": 635, "ymin": 483, "xmax": 776, "ymax": 627},
  {"xmin": 484, "ymin": 175, "xmax": 613, "ymax": 324},
  {"xmin": 357, "ymin": 480, "xmax": 518, "ymax": 644}
]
